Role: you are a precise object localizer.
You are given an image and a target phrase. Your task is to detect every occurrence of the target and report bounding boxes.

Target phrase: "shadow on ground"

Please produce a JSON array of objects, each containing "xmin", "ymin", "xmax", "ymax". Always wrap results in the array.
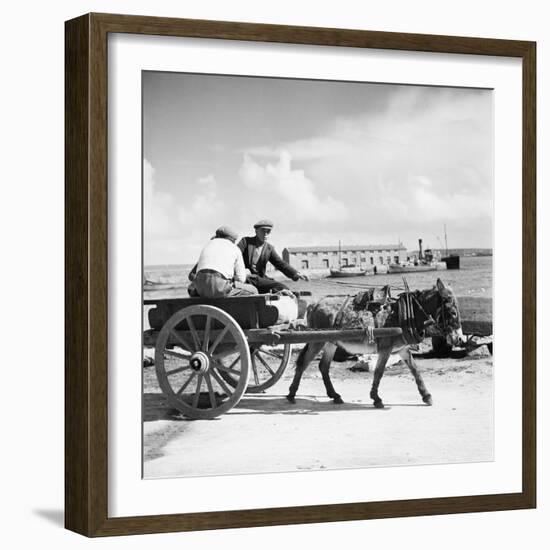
[
  {"xmin": 232, "ymin": 394, "xmax": 433, "ymax": 414},
  {"xmin": 232, "ymin": 394, "xmax": 376, "ymax": 415},
  {"xmin": 143, "ymin": 390, "xmax": 379, "ymax": 421},
  {"xmin": 143, "ymin": 393, "xmax": 185, "ymax": 421}
]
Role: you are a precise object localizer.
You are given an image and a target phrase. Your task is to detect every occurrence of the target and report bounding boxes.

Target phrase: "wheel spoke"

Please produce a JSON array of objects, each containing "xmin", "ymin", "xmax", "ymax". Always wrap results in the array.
[
  {"xmin": 204, "ymin": 373, "xmax": 217, "ymax": 409},
  {"xmin": 169, "ymin": 330, "xmax": 193, "ymax": 353},
  {"xmin": 255, "ymin": 352, "xmax": 276, "ymax": 376},
  {"xmin": 208, "ymin": 326, "xmax": 230, "ymax": 356},
  {"xmin": 192, "ymin": 374, "xmax": 204, "ymax": 408},
  {"xmin": 213, "ymin": 360, "xmax": 241, "ymax": 377},
  {"xmin": 164, "ymin": 348, "xmax": 191, "ymax": 360},
  {"xmin": 257, "ymin": 347, "xmax": 284, "ymax": 360},
  {"xmin": 175, "ymin": 371, "xmax": 197, "ymax": 396},
  {"xmin": 156, "ymin": 304, "xmax": 251, "ymax": 419},
  {"xmin": 210, "ymin": 368, "xmax": 232, "ymax": 395},
  {"xmin": 202, "ymin": 315, "xmax": 212, "ymax": 352},
  {"xmin": 166, "ymin": 365, "xmax": 191, "ymax": 376},
  {"xmin": 251, "ymin": 356, "xmax": 260, "ymax": 386},
  {"xmin": 186, "ymin": 316, "xmax": 201, "ymax": 350},
  {"xmin": 214, "ymin": 353, "xmax": 240, "ymax": 370}
]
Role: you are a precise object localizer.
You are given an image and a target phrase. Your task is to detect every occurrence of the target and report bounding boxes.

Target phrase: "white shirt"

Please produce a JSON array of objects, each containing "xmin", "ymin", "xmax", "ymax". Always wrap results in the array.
[{"xmin": 196, "ymin": 238, "xmax": 246, "ymax": 283}]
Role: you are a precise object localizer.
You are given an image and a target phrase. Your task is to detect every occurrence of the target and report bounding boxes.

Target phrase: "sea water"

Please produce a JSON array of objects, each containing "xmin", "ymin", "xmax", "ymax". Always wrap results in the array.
[{"xmin": 144, "ymin": 255, "xmax": 492, "ymax": 300}]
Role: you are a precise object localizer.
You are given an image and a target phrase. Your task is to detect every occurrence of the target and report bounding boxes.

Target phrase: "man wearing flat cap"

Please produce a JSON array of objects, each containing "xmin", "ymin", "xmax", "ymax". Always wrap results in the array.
[
  {"xmin": 188, "ymin": 226, "xmax": 258, "ymax": 298},
  {"xmin": 237, "ymin": 219, "xmax": 309, "ymax": 294}
]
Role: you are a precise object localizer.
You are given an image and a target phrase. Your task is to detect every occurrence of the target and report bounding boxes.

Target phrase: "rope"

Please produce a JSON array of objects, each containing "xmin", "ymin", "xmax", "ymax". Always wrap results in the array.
[{"xmin": 329, "ymin": 280, "xmax": 405, "ymax": 290}]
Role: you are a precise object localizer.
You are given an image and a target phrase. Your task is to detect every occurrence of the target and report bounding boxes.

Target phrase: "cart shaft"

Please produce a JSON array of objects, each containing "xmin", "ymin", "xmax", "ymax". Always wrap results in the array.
[
  {"xmin": 144, "ymin": 326, "xmax": 403, "ymax": 348},
  {"xmin": 247, "ymin": 327, "xmax": 403, "ymax": 345}
]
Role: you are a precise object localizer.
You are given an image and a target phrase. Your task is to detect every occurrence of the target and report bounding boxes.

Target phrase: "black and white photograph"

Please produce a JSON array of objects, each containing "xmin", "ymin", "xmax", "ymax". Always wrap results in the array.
[{"xmin": 142, "ymin": 71, "xmax": 494, "ymax": 479}]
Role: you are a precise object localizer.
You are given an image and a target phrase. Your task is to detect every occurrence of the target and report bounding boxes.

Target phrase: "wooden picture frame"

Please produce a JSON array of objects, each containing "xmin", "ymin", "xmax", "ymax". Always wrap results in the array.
[{"xmin": 65, "ymin": 12, "xmax": 536, "ymax": 537}]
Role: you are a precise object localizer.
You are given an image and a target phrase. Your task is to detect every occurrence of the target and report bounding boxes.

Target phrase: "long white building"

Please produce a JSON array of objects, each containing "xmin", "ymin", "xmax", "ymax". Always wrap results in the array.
[{"xmin": 282, "ymin": 244, "xmax": 407, "ymax": 270}]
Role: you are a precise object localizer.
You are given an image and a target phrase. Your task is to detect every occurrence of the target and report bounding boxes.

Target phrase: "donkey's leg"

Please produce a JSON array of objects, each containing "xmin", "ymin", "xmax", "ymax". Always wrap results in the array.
[
  {"xmin": 317, "ymin": 343, "xmax": 343, "ymax": 404},
  {"xmin": 398, "ymin": 347, "xmax": 432, "ymax": 405},
  {"xmin": 287, "ymin": 342, "xmax": 325, "ymax": 403},
  {"xmin": 369, "ymin": 341, "xmax": 392, "ymax": 408}
]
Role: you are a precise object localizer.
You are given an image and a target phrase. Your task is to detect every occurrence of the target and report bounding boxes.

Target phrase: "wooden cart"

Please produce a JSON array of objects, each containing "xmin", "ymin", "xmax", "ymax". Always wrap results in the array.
[{"xmin": 144, "ymin": 294, "xmax": 402, "ymax": 419}]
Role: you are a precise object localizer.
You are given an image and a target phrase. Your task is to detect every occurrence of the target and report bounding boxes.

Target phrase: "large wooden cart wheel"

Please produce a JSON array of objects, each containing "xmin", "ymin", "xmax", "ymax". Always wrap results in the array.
[
  {"xmin": 219, "ymin": 343, "xmax": 292, "ymax": 393},
  {"xmin": 155, "ymin": 305, "xmax": 250, "ymax": 419}
]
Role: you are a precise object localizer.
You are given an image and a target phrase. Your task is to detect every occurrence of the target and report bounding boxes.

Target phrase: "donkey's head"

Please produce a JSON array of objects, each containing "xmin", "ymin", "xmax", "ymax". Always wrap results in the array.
[{"xmin": 421, "ymin": 278, "xmax": 464, "ymax": 347}]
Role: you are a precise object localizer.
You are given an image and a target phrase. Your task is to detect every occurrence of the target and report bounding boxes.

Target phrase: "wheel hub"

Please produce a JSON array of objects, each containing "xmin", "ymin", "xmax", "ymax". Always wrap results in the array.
[{"xmin": 189, "ymin": 351, "xmax": 210, "ymax": 373}]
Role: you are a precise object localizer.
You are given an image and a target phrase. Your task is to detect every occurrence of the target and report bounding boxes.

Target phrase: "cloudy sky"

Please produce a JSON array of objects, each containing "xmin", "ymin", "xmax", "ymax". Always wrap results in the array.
[{"xmin": 143, "ymin": 71, "xmax": 493, "ymax": 266}]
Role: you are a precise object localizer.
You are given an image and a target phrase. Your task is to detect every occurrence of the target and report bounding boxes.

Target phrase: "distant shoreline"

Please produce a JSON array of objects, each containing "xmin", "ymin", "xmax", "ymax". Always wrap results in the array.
[
  {"xmin": 408, "ymin": 248, "xmax": 493, "ymax": 257},
  {"xmin": 144, "ymin": 248, "xmax": 493, "ymax": 271}
]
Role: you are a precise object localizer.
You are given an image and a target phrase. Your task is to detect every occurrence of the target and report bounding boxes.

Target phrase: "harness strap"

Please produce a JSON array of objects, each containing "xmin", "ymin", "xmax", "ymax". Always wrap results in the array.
[
  {"xmin": 365, "ymin": 325, "xmax": 375, "ymax": 344},
  {"xmin": 411, "ymin": 289, "xmax": 437, "ymax": 327},
  {"xmin": 398, "ymin": 293, "xmax": 423, "ymax": 345}
]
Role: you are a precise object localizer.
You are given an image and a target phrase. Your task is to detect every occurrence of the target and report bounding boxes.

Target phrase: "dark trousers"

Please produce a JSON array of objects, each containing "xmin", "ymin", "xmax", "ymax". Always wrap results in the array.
[
  {"xmin": 190, "ymin": 271, "xmax": 258, "ymax": 298},
  {"xmin": 247, "ymin": 275, "xmax": 289, "ymax": 294}
]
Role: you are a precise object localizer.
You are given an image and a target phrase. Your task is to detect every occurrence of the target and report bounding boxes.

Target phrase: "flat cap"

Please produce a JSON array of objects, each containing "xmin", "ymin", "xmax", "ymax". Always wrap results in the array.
[
  {"xmin": 215, "ymin": 225, "xmax": 239, "ymax": 241},
  {"xmin": 253, "ymin": 219, "xmax": 274, "ymax": 229}
]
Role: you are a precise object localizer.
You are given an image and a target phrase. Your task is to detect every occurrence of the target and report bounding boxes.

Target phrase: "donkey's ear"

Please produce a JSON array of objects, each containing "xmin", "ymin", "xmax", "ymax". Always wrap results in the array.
[{"xmin": 436, "ymin": 278, "xmax": 446, "ymax": 291}]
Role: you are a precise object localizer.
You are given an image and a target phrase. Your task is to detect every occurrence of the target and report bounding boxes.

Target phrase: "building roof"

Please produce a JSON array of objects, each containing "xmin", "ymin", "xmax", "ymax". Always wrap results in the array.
[{"xmin": 284, "ymin": 244, "xmax": 406, "ymax": 253}]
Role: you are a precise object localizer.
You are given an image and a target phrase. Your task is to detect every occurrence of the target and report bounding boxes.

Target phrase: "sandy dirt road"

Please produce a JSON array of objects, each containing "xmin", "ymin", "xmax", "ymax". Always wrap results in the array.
[{"xmin": 143, "ymin": 350, "xmax": 493, "ymax": 479}]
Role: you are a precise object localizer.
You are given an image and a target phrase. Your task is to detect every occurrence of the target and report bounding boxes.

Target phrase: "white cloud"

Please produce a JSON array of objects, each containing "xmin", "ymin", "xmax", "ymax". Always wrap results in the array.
[
  {"xmin": 178, "ymin": 173, "xmax": 222, "ymax": 225},
  {"xmin": 239, "ymin": 150, "xmax": 347, "ymax": 224},
  {"xmin": 145, "ymin": 86, "xmax": 493, "ymax": 264},
  {"xmin": 240, "ymin": 88, "xmax": 493, "ymax": 248},
  {"xmin": 144, "ymin": 160, "xmax": 228, "ymax": 264},
  {"xmin": 143, "ymin": 159, "xmax": 181, "ymax": 239},
  {"xmin": 244, "ymin": 137, "xmax": 350, "ymax": 161}
]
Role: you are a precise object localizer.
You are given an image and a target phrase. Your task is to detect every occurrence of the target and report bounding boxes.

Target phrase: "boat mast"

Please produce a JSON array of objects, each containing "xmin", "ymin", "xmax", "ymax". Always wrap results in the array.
[
  {"xmin": 338, "ymin": 240, "xmax": 342, "ymax": 268},
  {"xmin": 444, "ymin": 223, "xmax": 449, "ymax": 255}
]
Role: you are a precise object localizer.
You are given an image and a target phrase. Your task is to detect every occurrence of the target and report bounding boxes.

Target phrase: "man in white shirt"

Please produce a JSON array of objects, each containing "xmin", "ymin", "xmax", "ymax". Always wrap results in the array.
[{"xmin": 188, "ymin": 226, "xmax": 258, "ymax": 298}]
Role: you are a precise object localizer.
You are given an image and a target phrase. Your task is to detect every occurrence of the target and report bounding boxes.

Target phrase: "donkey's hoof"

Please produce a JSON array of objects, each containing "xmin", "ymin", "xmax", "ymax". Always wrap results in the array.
[
  {"xmin": 373, "ymin": 399, "xmax": 384, "ymax": 409},
  {"xmin": 333, "ymin": 396, "xmax": 344, "ymax": 405},
  {"xmin": 423, "ymin": 394, "xmax": 433, "ymax": 406},
  {"xmin": 286, "ymin": 395, "xmax": 296, "ymax": 404}
]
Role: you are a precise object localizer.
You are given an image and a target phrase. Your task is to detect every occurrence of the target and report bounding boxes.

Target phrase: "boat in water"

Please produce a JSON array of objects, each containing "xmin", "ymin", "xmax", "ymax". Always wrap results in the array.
[
  {"xmin": 329, "ymin": 266, "xmax": 369, "ymax": 278},
  {"xmin": 388, "ymin": 239, "xmax": 446, "ymax": 274},
  {"xmin": 388, "ymin": 263, "xmax": 442, "ymax": 274},
  {"xmin": 328, "ymin": 240, "xmax": 370, "ymax": 278},
  {"xmin": 440, "ymin": 224, "xmax": 460, "ymax": 269},
  {"xmin": 441, "ymin": 254, "xmax": 460, "ymax": 270}
]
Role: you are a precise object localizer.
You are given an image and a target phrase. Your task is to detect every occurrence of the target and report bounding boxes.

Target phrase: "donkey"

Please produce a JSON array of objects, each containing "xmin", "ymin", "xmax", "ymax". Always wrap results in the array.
[{"xmin": 286, "ymin": 279, "xmax": 464, "ymax": 408}]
